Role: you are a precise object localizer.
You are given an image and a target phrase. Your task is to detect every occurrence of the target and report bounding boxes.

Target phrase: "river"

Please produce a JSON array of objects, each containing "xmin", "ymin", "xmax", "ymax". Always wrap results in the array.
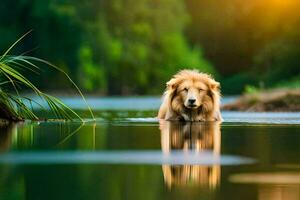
[{"xmin": 0, "ymin": 96, "xmax": 299, "ymax": 200}]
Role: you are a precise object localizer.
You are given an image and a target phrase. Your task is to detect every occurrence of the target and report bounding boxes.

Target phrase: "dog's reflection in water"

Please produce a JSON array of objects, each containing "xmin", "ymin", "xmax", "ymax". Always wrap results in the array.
[{"xmin": 159, "ymin": 121, "xmax": 221, "ymax": 188}]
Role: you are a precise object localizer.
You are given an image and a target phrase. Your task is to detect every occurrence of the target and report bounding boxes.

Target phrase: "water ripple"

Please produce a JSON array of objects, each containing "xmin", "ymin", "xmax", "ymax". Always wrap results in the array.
[{"xmin": 0, "ymin": 150, "xmax": 255, "ymax": 165}]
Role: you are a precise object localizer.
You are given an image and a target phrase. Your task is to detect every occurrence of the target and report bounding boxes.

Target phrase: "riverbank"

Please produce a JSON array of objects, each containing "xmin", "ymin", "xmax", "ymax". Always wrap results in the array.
[{"xmin": 222, "ymin": 89, "xmax": 300, "ymax": 112}]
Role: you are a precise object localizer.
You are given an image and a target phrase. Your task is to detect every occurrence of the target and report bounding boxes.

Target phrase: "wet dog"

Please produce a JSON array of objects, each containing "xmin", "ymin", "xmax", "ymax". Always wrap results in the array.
[{"xmin": 158, "ymin": 70, "xmax": 222, "ymax": 121}]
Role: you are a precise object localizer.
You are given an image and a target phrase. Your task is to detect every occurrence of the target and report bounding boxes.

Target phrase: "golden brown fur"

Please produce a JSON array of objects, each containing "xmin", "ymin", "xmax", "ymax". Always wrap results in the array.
[
  {"xmin": 159, "ymin": 121, "xmax": 221, "ymax": 187},
  {"xmin": 158, "ymin": 69, "xmax": 222, "ymax": 121}
]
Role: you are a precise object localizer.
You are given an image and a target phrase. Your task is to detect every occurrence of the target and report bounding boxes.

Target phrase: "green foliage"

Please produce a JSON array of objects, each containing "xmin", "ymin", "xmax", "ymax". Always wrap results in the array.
[
  {"xmin": 0, "ymin": 32, "xmax": 94, "ymax": 121},
  {"xmin": 1, "ymin": 0, "xmax": 299, "ymax": 95},
  {"xmin": 253, "ymin": 33, "xmax": 300, "ymax": 87},
  {"xmin": 186, "ymin": 0, "xmax": 300, "ymax": 94},
  {"xmin": 0, "ymin": 54, "xmax": 81, "ymax": 121},
  {"xmin": 0, "ymin": 0, "xmax": 216, "ymax": 95},
  {"xmin": 78, "ymin": 45, "xmax": 106, "ymax": 92},
  {"xmin": 221, "ymin": 73, "xmax": 257, "ymax": 95},
  {"xmin": 275, "ymin": 76, "xmax": 300, "ymax": 89},
  {"xmin": 100, "ymin": 0, "xmax": 215, "ymax": 94},
  {"xmin": 244, "ymin": 85, "xmax": 260, "ymax": 94}
]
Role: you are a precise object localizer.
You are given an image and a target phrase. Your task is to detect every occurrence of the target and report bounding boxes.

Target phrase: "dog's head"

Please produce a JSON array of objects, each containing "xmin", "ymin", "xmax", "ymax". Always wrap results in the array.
[{"xmin": 166, "ymin": 70, "xmax": 220, "ymax": 113}]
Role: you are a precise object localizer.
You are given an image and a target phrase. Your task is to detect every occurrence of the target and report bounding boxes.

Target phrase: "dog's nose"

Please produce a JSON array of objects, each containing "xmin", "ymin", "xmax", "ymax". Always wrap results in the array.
[{"xmin": 188, "ymin": 99, "xmax": 196, "ymax": 104}]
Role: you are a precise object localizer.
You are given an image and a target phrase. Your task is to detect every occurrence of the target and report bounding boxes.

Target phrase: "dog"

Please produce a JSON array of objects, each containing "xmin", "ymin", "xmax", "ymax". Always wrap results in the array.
[{"xmin": 157, "ymin": 69, "xmax": 222, "ymax": 121}]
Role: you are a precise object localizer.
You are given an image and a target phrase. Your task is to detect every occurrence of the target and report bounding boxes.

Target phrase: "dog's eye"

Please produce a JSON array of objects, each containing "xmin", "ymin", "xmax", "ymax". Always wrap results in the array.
[
  {"xmin": 199, "ymin": 88, "xmax": 204, "ymax": 91},
  {"xmin": 184, "ymin": 88, "xmax": 188, "ymax": 92}
]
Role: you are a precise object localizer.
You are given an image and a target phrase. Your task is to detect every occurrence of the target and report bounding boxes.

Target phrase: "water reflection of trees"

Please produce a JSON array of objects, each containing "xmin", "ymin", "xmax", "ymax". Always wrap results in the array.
[
  {"xmin": 0, "ymin": 122, "xmax": 92, "ymax": 150},
  {"xmin": 0, "ymin": 123, "xmax": 16, "ymax": 152},
  {"xmin": 159, "ymin": 121, "xmax": 221, "ymax": 188}
]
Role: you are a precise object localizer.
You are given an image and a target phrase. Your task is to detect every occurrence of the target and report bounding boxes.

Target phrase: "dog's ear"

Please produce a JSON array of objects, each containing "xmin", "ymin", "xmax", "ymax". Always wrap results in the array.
[
  {"xmin": 166, "ymin": 78, "xmax": 180, "ymax": 103},
  {"xmin": 166, "ymin": 78, "xmax": 179, "ymax": 90},
  {"xmin": 207, "ymin": 80, "xmax": 220, "ymax": 103},
  {"xmin": 209, "ymin": 81, "xmax": 220, "ymax": 92},
  {"xmin": 208, "ymin": 80, "xmax": 221, "ymax": 113}
]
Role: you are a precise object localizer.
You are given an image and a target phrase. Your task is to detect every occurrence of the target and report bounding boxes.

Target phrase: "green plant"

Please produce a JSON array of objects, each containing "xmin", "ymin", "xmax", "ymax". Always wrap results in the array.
[
  {"xmin": 244, "ymin": 85, "xmax": 260, "ymax": 94},
  {"xmin": 0, "ymin": 31, "xmax": 94, "ymax": 121}
]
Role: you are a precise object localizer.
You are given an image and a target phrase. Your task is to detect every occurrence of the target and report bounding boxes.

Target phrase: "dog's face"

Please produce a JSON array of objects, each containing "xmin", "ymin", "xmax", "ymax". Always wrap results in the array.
[
  {"xmin": 167, "ymin": 70, "xmax": 220, "ymax": 113},
  {"xmin": 177, "ymin": 80, "xmax": 208, "ymax": 109}
]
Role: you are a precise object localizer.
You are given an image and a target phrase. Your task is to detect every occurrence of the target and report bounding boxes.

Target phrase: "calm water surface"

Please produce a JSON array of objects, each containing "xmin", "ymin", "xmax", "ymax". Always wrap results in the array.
[{"xmin": 0, "ymin": 97, "xmax": 299, "ymax": 200}]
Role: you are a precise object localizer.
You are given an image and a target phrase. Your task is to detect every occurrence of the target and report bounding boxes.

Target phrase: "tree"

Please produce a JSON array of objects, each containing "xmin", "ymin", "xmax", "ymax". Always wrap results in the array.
[
  {"xmin": 0, "ymin": 0, "xmax": 216, "ymax": 94},
  {"xmin": 101, "ymin": 0, "xmax": 215, "ymax": 94}
]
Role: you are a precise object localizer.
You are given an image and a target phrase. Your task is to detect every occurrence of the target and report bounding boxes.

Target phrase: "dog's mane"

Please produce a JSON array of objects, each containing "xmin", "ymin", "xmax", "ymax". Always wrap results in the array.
[{"xmin": 158, "ymin": 69, "xmax": 222, "ymax": 121}]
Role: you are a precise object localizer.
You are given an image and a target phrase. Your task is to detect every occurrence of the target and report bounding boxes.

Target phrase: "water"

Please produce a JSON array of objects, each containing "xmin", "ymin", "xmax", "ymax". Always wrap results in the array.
[{"xmin": 0, "ymin": 96, "xmax": 300, "ymax": 200}]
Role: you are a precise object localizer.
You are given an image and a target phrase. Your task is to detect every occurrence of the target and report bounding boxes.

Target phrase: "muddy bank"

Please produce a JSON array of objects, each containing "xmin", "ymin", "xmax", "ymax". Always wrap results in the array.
[{"xmin": 222, "ymin": 89, "xmax": 300, "ymax": 112}]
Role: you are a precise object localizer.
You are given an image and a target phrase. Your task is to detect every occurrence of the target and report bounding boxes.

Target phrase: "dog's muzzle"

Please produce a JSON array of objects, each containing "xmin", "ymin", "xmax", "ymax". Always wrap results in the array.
[{"xmin": 186, "ymin": 98, "xmax": 197, "ymax": 108}]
